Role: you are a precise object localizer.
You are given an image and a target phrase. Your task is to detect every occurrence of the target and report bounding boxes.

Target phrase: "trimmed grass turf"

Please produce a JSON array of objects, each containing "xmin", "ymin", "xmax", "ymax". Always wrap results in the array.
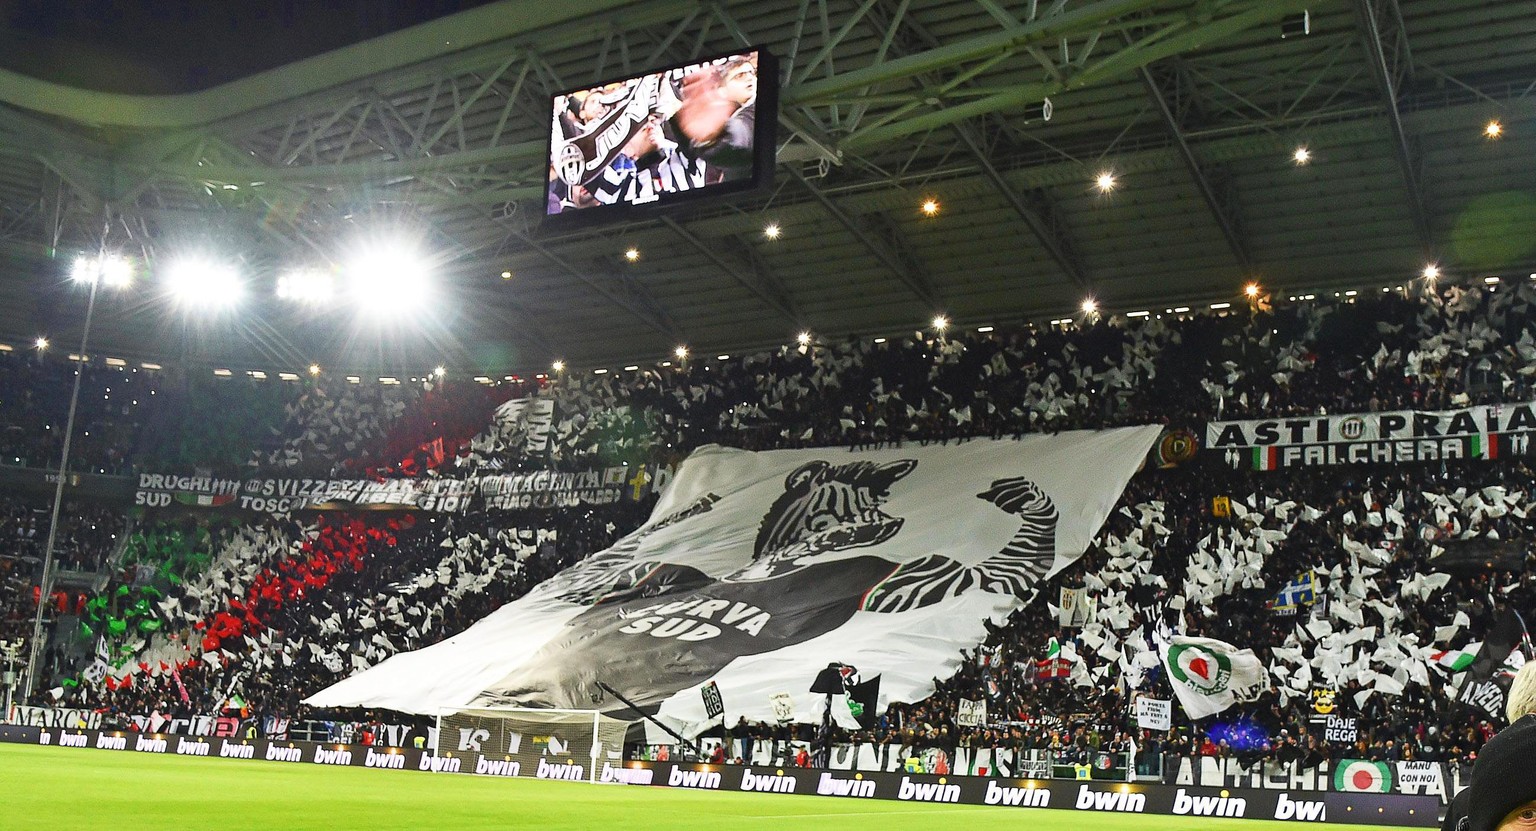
[{"xmin": 2, "ymin": 743, "xmax": 1413, "ymax": 831}]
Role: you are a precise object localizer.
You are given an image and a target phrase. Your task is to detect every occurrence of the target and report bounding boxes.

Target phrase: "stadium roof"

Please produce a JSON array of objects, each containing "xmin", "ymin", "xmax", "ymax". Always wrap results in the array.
[{"xmin": 0, "ymin": 0, "xmax": 1532, "ymax": 375}]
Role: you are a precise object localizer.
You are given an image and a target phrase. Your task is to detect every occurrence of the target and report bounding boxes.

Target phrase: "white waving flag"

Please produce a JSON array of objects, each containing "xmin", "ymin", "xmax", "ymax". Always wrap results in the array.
[
  {"xmin": 308, "ymin": 427, "xmax": 1161, "ymax": 736},
  {"xmin": 1161, "ymin": 635, "xmax": 1267, "ymax": 720}
]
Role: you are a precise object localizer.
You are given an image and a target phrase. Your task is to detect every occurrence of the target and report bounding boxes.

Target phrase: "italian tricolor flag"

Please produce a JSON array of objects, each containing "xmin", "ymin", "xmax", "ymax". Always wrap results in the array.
[
  {"xmin": 1469, "ymin": 433, "xmax": 1500, "ymax": 459},
  {"xmin": 1431, "ymin": 642, "xmax": 1481, "ymax": 673},
  {"xmin": 174, "ymin": 492, "xmax": 236, "ymax": 507},
  {"xmin": 1334, "ymin": 759, "xmax": 1392, "ymax": 792},
  {"xmin": 1252, "ymin": 447, "xmax": 1279, "ymax": 471}
]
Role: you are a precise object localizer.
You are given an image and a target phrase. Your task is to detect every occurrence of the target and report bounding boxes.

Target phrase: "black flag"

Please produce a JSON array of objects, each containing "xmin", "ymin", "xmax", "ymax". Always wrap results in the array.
[
  {"xmin": 1459, "ymin": 608, "xmax": 1530, "ymax": 720},
  {"xmin": 846, "ymin": 675, "xmax": 881, "ymax": 730}
]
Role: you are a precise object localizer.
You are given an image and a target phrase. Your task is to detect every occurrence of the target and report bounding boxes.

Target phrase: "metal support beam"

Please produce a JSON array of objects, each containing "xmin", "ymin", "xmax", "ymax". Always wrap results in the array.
[
  {"xmin": 1354, "ymin": 0, "xmax": 1432, "ymax": 254},
  {"xmin": 950, "ymin": 124, "xmax": 1089, "ymax": 288},
  {"xmin": 791, "ymin": 169, "xmax": 937, "ymax": 309},
  {"xmin": 658, "ymin": 217, "xmax": 802, "ymax": 327},
  {"xmin": 513, "ymin": 231, "xmax": 682, "ymax": 344},
  {"xmin": 1135, "ymin": 61, "xmax": 1252, "ymax": 271}
]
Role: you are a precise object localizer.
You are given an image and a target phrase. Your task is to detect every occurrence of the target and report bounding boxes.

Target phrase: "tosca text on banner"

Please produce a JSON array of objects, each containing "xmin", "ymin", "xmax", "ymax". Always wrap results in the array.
[{"xmin": 1205, "ymin": 402, "xmax": 1536, "ymax": 469}]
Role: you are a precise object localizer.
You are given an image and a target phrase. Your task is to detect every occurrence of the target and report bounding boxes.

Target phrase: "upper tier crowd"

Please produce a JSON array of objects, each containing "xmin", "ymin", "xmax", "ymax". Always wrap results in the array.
[{"xmin": 3, "ymin": 280, "xmax": 1535, "ymax": 774}]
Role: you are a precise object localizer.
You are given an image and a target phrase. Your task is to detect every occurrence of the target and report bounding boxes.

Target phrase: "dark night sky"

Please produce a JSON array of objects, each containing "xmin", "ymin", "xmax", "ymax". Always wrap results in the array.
[{"xmin": 0, "ymin": 0, "xmax": 502, "ymax": 93}]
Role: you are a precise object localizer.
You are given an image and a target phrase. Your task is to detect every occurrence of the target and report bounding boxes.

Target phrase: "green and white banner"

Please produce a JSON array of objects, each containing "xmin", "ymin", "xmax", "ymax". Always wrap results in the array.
[{"xmin": 1161, "ymin": 636, "xmax": 1266, "ymax": 720}]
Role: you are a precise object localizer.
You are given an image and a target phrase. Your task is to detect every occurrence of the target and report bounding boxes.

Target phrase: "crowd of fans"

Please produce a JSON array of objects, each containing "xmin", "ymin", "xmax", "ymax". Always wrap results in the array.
[{"xmin": 3, "ymin": 280, "xmax": 1535, "ymax": 776}]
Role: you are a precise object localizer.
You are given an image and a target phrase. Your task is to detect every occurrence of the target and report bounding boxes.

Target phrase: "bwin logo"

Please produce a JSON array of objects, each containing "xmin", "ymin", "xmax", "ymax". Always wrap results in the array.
[
  {"xmin": 984, "ymin": 780, "xmax": 1051, "ymax": 808},
  {"xmin": 667, "ymin": 767, "xmax": 722, "ymax": 790},
  {"xmin": 58, "ymin": 732, "xmax": 87, "ymax": 748},
  {"xmin": 817, "ymin": 773, "xmax": 876, "ymax": 798},
  {"xmin": 599, "ymin": 763, "xmax": 653, "ymax": 785},
  {"xmin": 265, "ymin": 745, "xmax": 303, "ymax": 763},
  {"xmin": 135, "ymin": 735, "xmax": 167, "ymax": 753},
  {"xmin": 739, "ymin": 768, "xmax": 797, "ymax": 793},
  {"xmin": 897, "ymin": 777, "xmax": 961, "ymax": 803},
  {"xmin": 419, "ymin": 755, "xmax": 462, "ymax": 774},
  {"xmin": 1173, "ymin": 789, "xmax": 1247, "ymax": 818},
  {"xmin": 1074, "ymin": 785, "xmax": 1146, "ymax": 812},
  {"xmin": 175, "ymin": 737, "xmax": 210, "ymax": 756},
  {"xmin": 364, "ymin": 748, "xmax": 404, "ymax": 770},
  {"xmin": 476, "ymin": 757, "xmax": 523, "ymax": 777},
  {"xmin": 95, "ymin": 734, "xmax": 127, "ymax": 751},
  {"xmin": 218, "ymin": 742, "xmax": 255, "ymax": 760},
  {"xmin": 312, "ymin": 747, "xmax": 353, "ymax": 766},
  {"xmin": 537, "ymin": 759, "xmax": 585, "ymax": 781},
  {"xmin": 1274, "ymin": 793, "xmax": 1327, "ymax": 822}
]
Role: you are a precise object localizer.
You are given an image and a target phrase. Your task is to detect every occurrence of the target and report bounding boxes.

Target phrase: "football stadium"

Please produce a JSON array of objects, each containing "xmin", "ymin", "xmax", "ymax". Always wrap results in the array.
[{"xmin": 0, "ymin": 1, "xmax": 1533, "ymax": 828}]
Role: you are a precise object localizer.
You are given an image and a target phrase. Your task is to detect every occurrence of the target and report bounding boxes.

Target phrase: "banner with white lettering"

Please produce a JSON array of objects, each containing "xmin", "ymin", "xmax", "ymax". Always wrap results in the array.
[
  {"xmin": 1206, "ymin": 402, "xmax": 1536, "ymax": 469},
  {"xmin": 1135, "ymin": 696, "xmax": 1172, "ymax": 731},
  {"xmin": 132, "ymin": 466, "xmax": 663, "ymax": 514},
  {"xmin": 307, "ymin": 428, "xmax": 1162, "ymax": 735}
]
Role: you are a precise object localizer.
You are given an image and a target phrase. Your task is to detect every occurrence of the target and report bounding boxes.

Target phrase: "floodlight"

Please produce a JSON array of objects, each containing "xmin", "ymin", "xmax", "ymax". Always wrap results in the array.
[
  {"xmin": 552, "ymin": 360, "xmax": 565, "ymax": 372},
  {"xmin": 1292, "ymin": 146, "xmax": 1311, "ymax": 165},
  {"xmin": 72, "ymin": 253, "xmax": 134, "ymax": 287},
  {"xmin": 1423, "ymin": 264, "xmax": 1440, "ymax": 281},
  {"xmin": 674, "ymin": 346, "xmax": 688, "ymax": 359},
  {"xmin": 796, "ymin": 331, "xmax": 812, "ymax": 345},
  {"xmin": 1081, "ymin": 298, "xmax": 1099, "ymax": 314},
  {"xmin": 164, "ymin": 255, "xmax": 244, "ymax": 308},
  {"xmin": 932, "ymin": 315, "xmax": 949, "ymax": 331},
  {"xmin": 345, "ymin": 243, "xmax": 433, "ymax": 316},
  {"xmin": 920, "ymin": 199, "xmax": 941, "ymax": 216},
  {"xmin": 764, "ymin": 223, "xmax": 782, "ymax": 239},
  {"xmin": 1094, "ymin": 172, "xmax": 1116, "ymax": 193},
  {"xmin": 1245, "ymin": 283, "xmax": 1261, "ymax": 298},
  {"xmin": 1485, "ymin": 121, "xmax": 1503, "ymax": 139},
  {"xmin": 34, "ymin": 337, "xmax": 48, "ymax": 350}
]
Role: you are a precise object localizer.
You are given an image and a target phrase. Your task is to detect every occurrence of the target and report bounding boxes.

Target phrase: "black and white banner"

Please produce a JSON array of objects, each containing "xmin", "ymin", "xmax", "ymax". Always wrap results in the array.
[
  {"xmin": 1206, "ymin": 401, "xmax": 1536, "ymax": 470},
  {"xmin": 307, "ymin": 428, "xmax": 1161, "ymax": 735},
  {"xmin": 132, "ymin": 465, "xmax": 666, "ymax": 514}
]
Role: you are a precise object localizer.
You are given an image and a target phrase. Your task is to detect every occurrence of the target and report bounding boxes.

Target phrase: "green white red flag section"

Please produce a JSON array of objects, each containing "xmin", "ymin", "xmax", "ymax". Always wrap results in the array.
[
  {"xmin": 1160, "ymin": 636, "xmax": 1266, "ymax": 720},
  {"xmin": 306, "ymin": 427, "xmax": 1161, "ymax": 737}
]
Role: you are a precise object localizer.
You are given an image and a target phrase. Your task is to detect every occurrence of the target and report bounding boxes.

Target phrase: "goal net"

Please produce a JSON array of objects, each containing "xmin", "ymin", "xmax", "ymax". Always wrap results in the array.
[{"xmin": 436, "ymin": 707, "xmax": 632, "ymax": 784}]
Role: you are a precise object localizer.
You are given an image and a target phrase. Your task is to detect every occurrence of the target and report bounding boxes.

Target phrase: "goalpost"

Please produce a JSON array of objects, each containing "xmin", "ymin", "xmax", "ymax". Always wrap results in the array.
[{"xmin": 435, "ymin": 707, "xmax": 634, "ymax": 784}]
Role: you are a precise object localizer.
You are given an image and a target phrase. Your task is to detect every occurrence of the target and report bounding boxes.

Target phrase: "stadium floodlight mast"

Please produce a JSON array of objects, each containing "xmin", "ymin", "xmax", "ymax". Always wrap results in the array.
[{"xmin": 23, "ymin": 252, "xmax": 133, "ymax": 701}]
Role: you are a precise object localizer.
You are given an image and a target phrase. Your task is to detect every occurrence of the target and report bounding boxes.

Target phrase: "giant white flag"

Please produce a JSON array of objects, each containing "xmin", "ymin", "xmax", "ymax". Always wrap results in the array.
[
  {"xmin": 1161, "ymin": 635, "xmax": 1267, "ymax": 720},
  {"xmin": 307, "ymin": 427, "xmax": 1160, "ymax": 735}
]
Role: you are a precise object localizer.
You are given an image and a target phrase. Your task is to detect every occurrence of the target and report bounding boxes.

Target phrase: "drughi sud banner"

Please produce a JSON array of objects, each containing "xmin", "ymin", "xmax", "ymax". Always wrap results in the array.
[
  {"xmin": 132, "ymin": 466, "xmax": 667, "ymax": 513},
  {"xmin": 306, "ymin": 428, "xmax": 1162, "ymax": 734},
  {"xmin": 1205, "ymin": 401, "xmax": 1536, "ymax": 470}
]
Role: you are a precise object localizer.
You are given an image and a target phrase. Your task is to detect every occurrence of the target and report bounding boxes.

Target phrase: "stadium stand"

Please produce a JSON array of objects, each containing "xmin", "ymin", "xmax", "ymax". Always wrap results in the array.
[{"xmin": 1, "ymin": 281, "xmax": 1533, "ymax": 786}]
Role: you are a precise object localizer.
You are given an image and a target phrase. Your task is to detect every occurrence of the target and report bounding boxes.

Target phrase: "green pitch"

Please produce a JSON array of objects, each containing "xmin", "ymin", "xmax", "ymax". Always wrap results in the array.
[{"xmin": 1, "ymin": 744, "xmax": 1410, "ymax": 831}]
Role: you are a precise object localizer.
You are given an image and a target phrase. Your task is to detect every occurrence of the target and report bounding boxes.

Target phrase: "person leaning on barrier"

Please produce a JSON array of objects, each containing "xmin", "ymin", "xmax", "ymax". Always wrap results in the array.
[{"xmin": 1444, "ymin": 662, "xmax": 1536, "ymax": 831}]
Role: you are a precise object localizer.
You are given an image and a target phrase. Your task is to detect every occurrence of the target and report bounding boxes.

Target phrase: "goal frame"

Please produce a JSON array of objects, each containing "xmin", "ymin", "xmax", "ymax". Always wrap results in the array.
[{"xmin": 433, "ymin": 705, "xmax": 629, "ymax": 784}]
